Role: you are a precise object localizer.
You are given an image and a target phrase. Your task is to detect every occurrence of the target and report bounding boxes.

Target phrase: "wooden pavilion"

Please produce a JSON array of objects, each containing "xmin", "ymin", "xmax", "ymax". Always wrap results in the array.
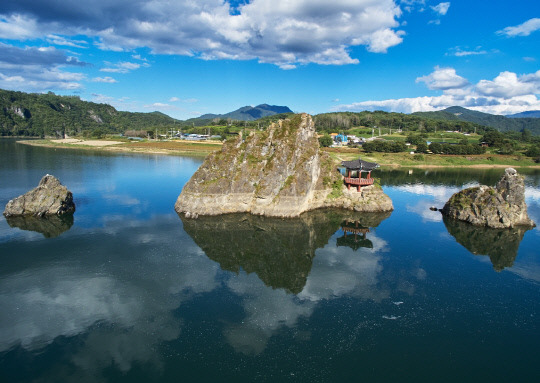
[{"xmin": 339, "ymin": 159, "xmax": 379, "ymax": 191}]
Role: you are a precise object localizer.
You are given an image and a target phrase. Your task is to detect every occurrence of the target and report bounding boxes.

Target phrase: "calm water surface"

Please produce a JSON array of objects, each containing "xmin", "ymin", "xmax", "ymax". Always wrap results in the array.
[{"xmin": 1, "ymin": 139, "xmax": 539, "ymax": 382}]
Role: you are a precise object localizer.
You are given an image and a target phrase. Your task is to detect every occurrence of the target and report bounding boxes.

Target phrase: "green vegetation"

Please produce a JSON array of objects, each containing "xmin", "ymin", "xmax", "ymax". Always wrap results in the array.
[
  {"xmin": 314, "ymin": 110, "xmax": 487, "ymax": 135},
  {"xmin": 414, "ymin": 106, "xmax": 540, "ymax": 135},
  {"xmin": 0, "ymin": 89, "xmax": 180, "ymax": 137},
  {"xmin": 327, "ymin": 180, "xmax": 344, "ymax": 199},
  {"xmin": 319, "ymin": 134, "xmax": 333, "ymax": 147},
  {"xmin": 363, "ymin": 140, "xmax": 407, "ymax": 153}
]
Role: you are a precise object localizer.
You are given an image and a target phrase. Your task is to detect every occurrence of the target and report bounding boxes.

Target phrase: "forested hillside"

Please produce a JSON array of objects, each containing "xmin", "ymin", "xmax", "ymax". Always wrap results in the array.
[
  {"xmin": 0, "ymin": 89, "xmax": 179, "ymax": 137},
  {"xmin": 413, "ymin": 106, "xmax": 540, "ymax": 135},
  {"xmin": 314, "ymin": 110, "xmax": 488, "ymax": 134}
]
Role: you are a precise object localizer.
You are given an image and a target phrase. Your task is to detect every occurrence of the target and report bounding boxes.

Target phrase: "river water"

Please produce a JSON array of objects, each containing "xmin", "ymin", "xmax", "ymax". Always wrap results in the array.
[{"xmin": 1, "ymin": 139, "xmax": 539, "ymax": 382}]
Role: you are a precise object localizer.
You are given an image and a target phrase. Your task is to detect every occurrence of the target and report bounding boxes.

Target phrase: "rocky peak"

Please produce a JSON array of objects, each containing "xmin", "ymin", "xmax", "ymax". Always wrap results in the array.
[
  {"xmin": 175, "ymin": 114, "xmax": 393, "ymax": 218},
  {"xmin": 495, "ymin": 168, "xmax": 525, "ymax": 205}
]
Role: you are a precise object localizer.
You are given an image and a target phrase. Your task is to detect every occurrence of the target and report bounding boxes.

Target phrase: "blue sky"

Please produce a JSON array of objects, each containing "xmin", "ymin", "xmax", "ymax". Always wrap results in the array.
[{"xmin": 0, "ymin": 0, "xmax": 539, "ymax": 119}]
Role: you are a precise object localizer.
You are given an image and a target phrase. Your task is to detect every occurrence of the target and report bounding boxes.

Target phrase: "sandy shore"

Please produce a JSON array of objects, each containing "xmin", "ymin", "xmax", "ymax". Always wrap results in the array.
[
  {"xmin": 51, "ymin": 139, "xmax": 124, "ymax": 146},
  {"xmin": 18, "ymin": 139, "xmax": 220, "ymax": 157}
]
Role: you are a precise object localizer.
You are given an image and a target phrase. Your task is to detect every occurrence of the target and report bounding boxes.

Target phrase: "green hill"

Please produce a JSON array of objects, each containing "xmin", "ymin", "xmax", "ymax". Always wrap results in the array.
[
  {"xmin": 413, "ymin": 106, "xmax": 540, "ymax": 135},
  {"xmin": 0, "ymin": 89, "xmax": 180, "ymax": 137}
]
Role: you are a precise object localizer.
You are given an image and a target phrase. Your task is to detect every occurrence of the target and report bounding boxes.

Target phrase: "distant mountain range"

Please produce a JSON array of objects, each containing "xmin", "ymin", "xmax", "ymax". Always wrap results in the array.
[
  {"xmin": 507, "ymin": 110, "xmax": 540, "ymax": 118},
  {"xmin": 196, "ymin": 104, "xmax": 293, "ymax": 121},
  {"xmin": 413, "ymin": 106, "xmax": 540, "ymax": 135}
]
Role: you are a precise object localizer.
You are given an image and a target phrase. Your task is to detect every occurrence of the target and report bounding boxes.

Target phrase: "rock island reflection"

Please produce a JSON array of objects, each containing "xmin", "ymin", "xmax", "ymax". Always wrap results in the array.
[
  {"xmin": 181, "ymin": 209, "xmax": 391, "ymax": 294},
  {"xmin": 443, "ymin": 216, "xmax": 532, "ymax": 271}
]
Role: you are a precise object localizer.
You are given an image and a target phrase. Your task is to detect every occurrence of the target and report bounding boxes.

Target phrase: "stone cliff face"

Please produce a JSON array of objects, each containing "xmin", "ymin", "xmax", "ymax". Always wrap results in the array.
[
  {"xmin": 441, "ymin": 168, "xmax": 535, "ymax": 229},
  {"xmin": 3, "ymin": 175, "xmax": 75, "ymax": 217},
  {"xmin": 175, "ymin": 114, "xmax": 393, "ymax": 218}
]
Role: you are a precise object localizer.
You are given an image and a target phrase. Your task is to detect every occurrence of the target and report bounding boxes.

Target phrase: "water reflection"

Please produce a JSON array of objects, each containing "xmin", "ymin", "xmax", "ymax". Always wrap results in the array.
[
  {"xmin": 181, "ymin": 209, "xmax": 391, "ymax": 294},
  {"xmin": 443, "ymin": 217, "xmax": 532, "ymax": 271},
  {"xmin": 5, "ymin": 214, "xmax": 73, "ymax": 238}
]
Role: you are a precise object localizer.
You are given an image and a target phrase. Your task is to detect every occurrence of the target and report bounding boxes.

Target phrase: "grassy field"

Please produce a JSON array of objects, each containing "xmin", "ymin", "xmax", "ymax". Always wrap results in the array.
[
  {"xmin": 323, "ymin": 148, "xmax": 539, "ymax": 168},
  {"xmin": 371, "ymin": 132, "xmax": 482, "ymax": 144}
]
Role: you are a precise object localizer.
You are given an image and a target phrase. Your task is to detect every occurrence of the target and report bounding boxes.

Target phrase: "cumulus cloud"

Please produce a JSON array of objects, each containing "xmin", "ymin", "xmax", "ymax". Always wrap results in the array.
[
  {"xmin": 476, "ymin": 71, "xmax": 540, "ymax": 98},
  {"xmin": 333, "ymin": 67, "xmax": 540, "ymax": 115},
  {"xmin": 416, "ymin": 66, "xmax": 468, "ymax": 90},
  {"xmin": 0, "ymin": 0, "xmax": 405, "ymax": 68},
  {"xmin": 497, "ymin": 18, "xmax": 540, "ymax": 37},
  {"xmin": 431, "ymin": 2, "xmax": 450, "ymax": 16}
]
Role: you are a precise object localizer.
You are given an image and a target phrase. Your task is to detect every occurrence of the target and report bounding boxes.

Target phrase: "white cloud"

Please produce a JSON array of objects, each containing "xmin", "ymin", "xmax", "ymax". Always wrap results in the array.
[
  {"xmin": 0, "ymin": 14, "xmax": 41, "ymax": 39},
  {"xmin": 416, "ymin": 66, "xmax": 469, "ymax": 90},
  {"xmin": 476, "ymin": 71, "xmax": 540, "ymax": 98},
  {"xmin": 92, "ymin": 76, "xmax": 117, "ymax": 83},
  {"xmin": 47, "ymin": 34, "xmax": 88, "ymax": 48},
  {"xmin": 143, "ymin": 102, "xmax": 177, "ymax": 111},
  {"xmin": 0, "ymin": 0, "xmax": 406, "ymax": 68},
  {"xmin": 333, "ymin": 68, "xmax": 540, "ymax": 115},
  {"xmin": 497, "ymin": 18, "xmax": 540, "ymax": 37},
  {"xmin": 0, "ymin": 43, "xmax": 86, "ymax": 91},
  {"xmin": 448, "ymin": 46, "xmax": 488, "ymax": 57},
  {"xmin": 431, "ymin": 2, "xmax": 450, "ymax": 16},
  {"xmin": 100, "ymin": 61, "xmax": 143, "ymax": 73},
  {"xmin": 169, "ymin": 97, "xmax": 179, "ymax": 102}
]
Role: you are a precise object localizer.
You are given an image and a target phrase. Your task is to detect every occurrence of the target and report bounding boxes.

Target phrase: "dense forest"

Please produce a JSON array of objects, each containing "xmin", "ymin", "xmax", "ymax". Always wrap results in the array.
[
  {"xmin": 0, "ymin": 89, "xmax": 179, "ymax": 137},
  {"xmin": 313, "ymin": 111, "xmax": 488, "ymax": 135}
]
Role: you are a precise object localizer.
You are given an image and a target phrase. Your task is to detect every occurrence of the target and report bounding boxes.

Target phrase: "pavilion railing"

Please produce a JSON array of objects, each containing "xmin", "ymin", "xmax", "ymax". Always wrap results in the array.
[{"xmin": 344, "ymin": 177, "xmax": 374, "ymax": 186}]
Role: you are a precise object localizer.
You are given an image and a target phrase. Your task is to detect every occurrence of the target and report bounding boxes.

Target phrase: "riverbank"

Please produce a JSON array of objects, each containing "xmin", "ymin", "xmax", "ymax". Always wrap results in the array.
[
  {"xmin": 16, "ymin": 138, "xmax": 540, "ymax": 168},
  {"xmin": 17, "ymin": 138, "xmax": 222, "ymax": 157}
]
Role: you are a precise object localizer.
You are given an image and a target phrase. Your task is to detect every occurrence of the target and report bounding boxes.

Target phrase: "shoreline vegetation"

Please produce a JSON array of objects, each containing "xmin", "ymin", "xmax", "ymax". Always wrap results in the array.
[{"xmin": 16, "ymin": 138, "xmax": 540, "ymax": 168}]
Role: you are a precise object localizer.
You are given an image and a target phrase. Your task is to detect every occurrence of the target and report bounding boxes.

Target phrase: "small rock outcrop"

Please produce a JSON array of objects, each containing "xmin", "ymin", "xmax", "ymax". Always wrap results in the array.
[
  {"xmin": 175, "ymin": 114, "xmax": 393, "ymax": 218},
  {"xmin": 3, "ymin": 175, "xmax": 75, "ymax": 217},
  {"xmin": 441, "ymin": 168, "xmax": 535, "ymax": 228}
]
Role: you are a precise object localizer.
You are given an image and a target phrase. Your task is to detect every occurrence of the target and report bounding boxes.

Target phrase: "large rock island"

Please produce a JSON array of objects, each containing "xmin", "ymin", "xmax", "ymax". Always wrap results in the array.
[
  {"xmin": 441, "ymin": 168, "xmax": 535, "ymax": 229},
  {"xmin": 175, "ymin": 114, "xmax": 392, "ymax": 218}
]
